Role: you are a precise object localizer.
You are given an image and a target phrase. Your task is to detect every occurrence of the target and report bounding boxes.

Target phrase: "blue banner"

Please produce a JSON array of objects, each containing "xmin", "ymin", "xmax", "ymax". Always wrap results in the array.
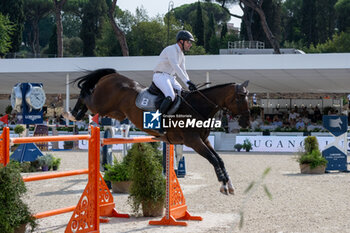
[
  {"xmin": 322, "ymin": 146, "xmax": 347, "ymax": 171},
  {"xmin": 323, "ymin": 115, "xmax": 347, "ymax": 137}
]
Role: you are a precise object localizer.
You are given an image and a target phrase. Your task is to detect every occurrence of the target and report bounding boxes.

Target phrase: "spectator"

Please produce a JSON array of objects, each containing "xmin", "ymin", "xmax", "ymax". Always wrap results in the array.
[
  {"xmin": 272, "ymin": 115, "xmax": 283, "ymax": 127},
  {"xmin": 296, "ymin": 118, "xmax": 305, "ymax": 130},
  {"xmin": 314, "ymin": 106, "xmax": 321, "ymax": 122},
  {"xmin": 289, "ymin": 109, "xmax": 299, "ymax": 121}
]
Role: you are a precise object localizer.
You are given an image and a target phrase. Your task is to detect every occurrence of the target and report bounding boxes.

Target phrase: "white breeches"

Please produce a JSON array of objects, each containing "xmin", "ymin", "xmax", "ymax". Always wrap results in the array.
[{"xmin": 153, "ymin": 73, "xmax": 182, "ymax": 101}]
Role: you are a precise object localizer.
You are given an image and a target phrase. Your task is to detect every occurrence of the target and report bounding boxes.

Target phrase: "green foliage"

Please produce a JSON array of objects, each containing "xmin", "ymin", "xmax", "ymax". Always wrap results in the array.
[
  {"xmin": 305, "ymin": 32, "xmax": 350, "ymax": 53},
  {"xmin": 37, "ymin": 154, "xmax": 53, "ymax": 167},
  {"xmin": 234, "ymin": 143, "xmax": 242, "ymax": 150},
  {"xmin": 80, "ymin": 0, "xmax": 107, "ymax": 56},
  {"xmin": 242, "ymin": 139, "xmax": 253, "ymax": 151},
  {"xmin": 194, "ymin": 1, "xmax": 205, "ymax": 46},
  {"xmin": 104, "ymin": 155, "xmax": 131, "ymax": 182},
  {"xmin": 23, "ymin": 0, "xmax": 53, "ymax": 54},
  {"xmin": 128, "ymin": 143, "xmax": 165, "ymax": 215},
  {"xmin": 0, "ymin": 13, "xmax": 14, "ymax": 55},
  {"xmin": 304, "ymin": 136, "xmax": 319, "ymax": 153},
  {"xmin": 220, "ymin": 22, "xmax": 227, "ymax": 39},
  {"xmin": 63, "ymin": 37, "xmax": 83, "ymax": 56},
  {"xmin": 335, "ymin": 0, "xmax": 350, "ymax": 33},
  {"xmin": 9, "ymin": 160, "xmax": 38, "ymax": 173},
  {"xmin": 52, "ymin": 156, "xmax": 61, "ymax": 168},
  {"xmin": 281, "ymin": 0, "xmax": 303, "ymax": 43},
  {"xmin": 128, "ymin": 18, "xmax": 167, "ymax": 56},
  {"xmin": 14, "ymin": 125, "xmax": 25, "ymax": 136},
  {"xmin": 0, "ymin": 163, "xmax": 37, "ymax": 232},
  {"xmin": 0, "ymin": 0, "xmax": 25, "ymax": 53},
  {"xmin": 297, "ymin": 136, "xmax": 328, "ymax": 169},
  {"xmin": 46, "ymin": 24, "xmax": 57, "ymax": 56},
  {"xmin": 5, "ymin": 105, "xmax": 12, "ymax": 114},
  {"xmin": 298, "ymin": 150, "xmax": 328, "ymax": 169}
]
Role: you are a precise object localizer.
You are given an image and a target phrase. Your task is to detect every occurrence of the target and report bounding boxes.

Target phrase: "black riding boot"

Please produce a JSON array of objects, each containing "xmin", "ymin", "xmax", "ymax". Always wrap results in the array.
[{"xmin": 159, "ymin": 96, "xmax": 173, "ymax": 114}]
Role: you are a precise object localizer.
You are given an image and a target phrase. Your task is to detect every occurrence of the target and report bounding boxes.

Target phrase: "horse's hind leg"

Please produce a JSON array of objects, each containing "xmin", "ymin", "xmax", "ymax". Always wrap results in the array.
[
  {"xmin": 185, "ymin": 137, "xmax": 229, "ymax": 195},
  {"xmin": 203, "ymin": 138, "xmax": 235, "ymax": 195}
]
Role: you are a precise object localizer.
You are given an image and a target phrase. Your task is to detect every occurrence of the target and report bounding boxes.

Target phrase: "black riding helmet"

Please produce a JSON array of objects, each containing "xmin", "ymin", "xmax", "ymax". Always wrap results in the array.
[{"xmin": 176, "ymin": 30, "xmax": 195, "ymax": 42}]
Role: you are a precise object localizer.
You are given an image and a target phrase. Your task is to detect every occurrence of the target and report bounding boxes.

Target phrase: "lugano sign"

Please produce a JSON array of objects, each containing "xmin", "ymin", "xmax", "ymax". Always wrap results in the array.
[{"xmin": 236, "ymin": 136, "xmax": 349, "ymax": 152}]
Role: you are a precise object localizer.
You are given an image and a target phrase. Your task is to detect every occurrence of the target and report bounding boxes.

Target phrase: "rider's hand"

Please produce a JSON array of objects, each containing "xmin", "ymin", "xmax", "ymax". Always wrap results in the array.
[{"xmin": 187, "ymin": 80, "xmax": 197, "ymax": 91}]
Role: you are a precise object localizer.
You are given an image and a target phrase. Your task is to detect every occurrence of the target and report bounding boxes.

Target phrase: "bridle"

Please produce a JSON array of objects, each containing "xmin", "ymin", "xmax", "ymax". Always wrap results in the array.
[
  {"xmin": 180, "ymin": 83, "xmax": 249, "ymax": 120},
  {"xmin": 234, "ymin": 85, "xmax": 250, "ymax": 117}
]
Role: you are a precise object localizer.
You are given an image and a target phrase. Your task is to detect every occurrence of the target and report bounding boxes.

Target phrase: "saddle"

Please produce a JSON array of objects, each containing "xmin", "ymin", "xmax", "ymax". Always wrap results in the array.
[{"xmin": 135, "ymin": 82, "xmax": 182, "ymax": 114}]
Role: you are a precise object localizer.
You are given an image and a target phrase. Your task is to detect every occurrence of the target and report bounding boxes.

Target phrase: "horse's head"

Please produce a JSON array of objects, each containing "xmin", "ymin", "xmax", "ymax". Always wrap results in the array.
[{"xmin": 224, "ymin": 81, "xmax": 250, "ymax": 128}]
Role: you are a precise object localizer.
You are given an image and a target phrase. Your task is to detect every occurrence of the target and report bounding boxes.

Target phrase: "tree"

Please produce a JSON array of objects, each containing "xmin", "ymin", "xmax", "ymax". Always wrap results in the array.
[
  {"xmin": 128, "ymin": 19, "xmax": 167, "ymax": 56},
  {"xmin": 205, "ymin": 12, "xmax": 216, "ymax": 52},
  {"xmin": 0, "ymin": 0, "xmax": 25, "ymax": 53},
  {"xmin": 248, "ymin": 0, "xmax": 281, "ymax": 48},
  {"xmin": 105, "ymin": 0, "xmax": 129, "ymax": 56},
  {"xmin": 53, "ymin": 0, "xmax": 67, "ymax": 57},
  {"xmin": 194, "ymin": 1, "xmax": 205, "ymax": 46},
  {"xmin": 210, "ymin": 0, "xmax": 281, "ymax": 53},
  {"xmin": 315, "ymin": 0, "xmax": 337, "ymax": 43},
  {"xmin": 241, "ymin": 0, "xmax": 281, "ymax": 53},
  {"xmin": 47, "ymin": 25, "xmax": 57, "ymax": 56},
  {"xmin": 335, "ymin": 0, "xmax": 350, "ymax": 33},
  {"xmin": 280, "ymin": 0, "xmax": 303, "ymax": 44},
  {"xmin": 80, "ymin": 0, "xmax": 107, "ymax": 56},
  {"xmin": 0, "ymin": 13, "xmax": 14, "ymax": 56},
  {"xmin": 305, "ymin": 31, "xmax": 350, "ymax": 53},
  {"xmin": 23, "ymin": 0, "xmax": 53, "ymax": 56},
  {"xmin": 220, "ymin": 22, "xmax": 228, "ymax": 39}
]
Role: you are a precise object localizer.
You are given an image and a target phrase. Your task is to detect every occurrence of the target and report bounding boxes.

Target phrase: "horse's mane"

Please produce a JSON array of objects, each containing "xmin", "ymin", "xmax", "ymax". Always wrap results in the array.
[{"xmin": 74, "ymin": 69, "xmax": 117, "ymax": 97}]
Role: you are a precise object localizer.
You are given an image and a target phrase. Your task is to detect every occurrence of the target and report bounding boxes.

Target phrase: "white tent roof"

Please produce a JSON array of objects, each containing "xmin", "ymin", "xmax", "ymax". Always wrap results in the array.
[{"xmin": 0, "ymin": 53, "xmax": 349, "ymax": 94}]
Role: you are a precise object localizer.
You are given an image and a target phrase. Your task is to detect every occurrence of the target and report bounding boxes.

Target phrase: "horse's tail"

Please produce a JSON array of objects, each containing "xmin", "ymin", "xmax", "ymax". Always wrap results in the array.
[{"xmin": 74, "ymin": 68, "xmax": 117, "ymax": 98}]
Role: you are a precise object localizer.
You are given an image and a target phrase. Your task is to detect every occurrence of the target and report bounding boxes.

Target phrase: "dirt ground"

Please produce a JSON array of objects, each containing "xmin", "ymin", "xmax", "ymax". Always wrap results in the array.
[{"xmin": 22, "ymin": 151, "xmax": 350, "ymax": 233}]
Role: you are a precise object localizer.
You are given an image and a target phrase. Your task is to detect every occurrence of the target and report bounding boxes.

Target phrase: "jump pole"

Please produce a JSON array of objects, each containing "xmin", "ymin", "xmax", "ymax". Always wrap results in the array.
[
  {"xmin": 149, "ymin": 144, "xmax": 202, "ymax": 226},
  {"xmin": 0, "ymin": 126, "xmax": 129, "ymax": 233},
  {"xmin": 102, "ymin": 138, "xmax": 203, "ymax": 226}
]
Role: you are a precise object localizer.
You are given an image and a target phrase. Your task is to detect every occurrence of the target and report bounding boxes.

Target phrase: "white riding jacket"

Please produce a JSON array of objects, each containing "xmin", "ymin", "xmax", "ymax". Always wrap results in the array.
[{"xmin": 153, "ymin": 43, "xmax": 190, "ymax": 86}]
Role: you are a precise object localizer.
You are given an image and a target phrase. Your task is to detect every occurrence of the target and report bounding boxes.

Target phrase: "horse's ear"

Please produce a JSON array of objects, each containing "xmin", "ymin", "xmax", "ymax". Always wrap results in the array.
[{"xmin": 241, "ymin": 80, "xmax": 249, "ymax": 88}]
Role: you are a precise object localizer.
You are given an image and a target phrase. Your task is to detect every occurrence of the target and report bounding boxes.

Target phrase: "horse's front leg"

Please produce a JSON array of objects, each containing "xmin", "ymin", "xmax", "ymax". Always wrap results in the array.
[
  {"xmin": 203, "ymin": 138, "xmax": 234, "ymax": 195},
  {"xmin": 184, "ymin": 136, "xmax": 229, "ymax": 195}
]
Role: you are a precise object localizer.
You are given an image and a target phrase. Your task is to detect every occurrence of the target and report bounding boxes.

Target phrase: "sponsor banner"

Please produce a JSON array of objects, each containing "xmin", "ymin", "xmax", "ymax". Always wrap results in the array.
[{"xmin": 236, "ymin": 136, "xmax": 349, "ymax": 152}]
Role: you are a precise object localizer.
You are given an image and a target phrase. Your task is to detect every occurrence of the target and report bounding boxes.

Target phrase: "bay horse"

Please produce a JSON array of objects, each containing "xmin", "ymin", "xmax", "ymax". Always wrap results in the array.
[{"xmin": 63, "ymin": 69, "xmax": 250, "ymax": 195}]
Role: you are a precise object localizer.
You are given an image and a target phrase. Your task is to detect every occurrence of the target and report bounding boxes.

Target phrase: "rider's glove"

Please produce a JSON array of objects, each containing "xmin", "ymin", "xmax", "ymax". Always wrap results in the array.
[{"xmin": 187, "ymin": 80, "xmax": 197, "ymax": 91}]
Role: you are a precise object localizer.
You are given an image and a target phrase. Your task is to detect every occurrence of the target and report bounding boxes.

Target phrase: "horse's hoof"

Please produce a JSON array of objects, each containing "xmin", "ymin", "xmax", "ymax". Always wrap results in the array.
[
  {"xmin": 62, "ymin": 112, "xmax": 76, "ymax": 121},
  {"xmin": 220, "ymin": 185, "xmax": 228, "ymax": 195},
  {"xmin": 227, "ymin": 179, "xmax": 235, "ymax": 195}
]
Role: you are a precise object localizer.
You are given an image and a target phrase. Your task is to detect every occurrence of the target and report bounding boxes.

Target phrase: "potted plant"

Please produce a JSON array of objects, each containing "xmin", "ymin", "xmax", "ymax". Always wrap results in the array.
[
  {"xmin": 37, "ymin": 154, "xmax": 53, "ymax": 171},
  {"xmin": 103, "ymin": 154, "xmax": 132, "ymax": 193},
  {"xmin": 14, "ymin": 125, "xmax": 25, "ymax": 137},
  {"xmin": 51, "ymin": 156, "xmax": 61, "ymax": 171},
  {"xmin": 0, "ymin": 162, "xmax": 37, "ymax": 232},
  {"xmin": 128, "ymin": 143, "xmax": 165, "ymax": 217},
  {"xmin": 234, "ymin": 143, "xmax": 243, "ymax": 152},
  {"xmin": 297, "ymin": 136, "xmax": 328, "ymax": 174},
  {"xmin": 242, "ymin": 138, "xmax": 253, "ymax": 152}
]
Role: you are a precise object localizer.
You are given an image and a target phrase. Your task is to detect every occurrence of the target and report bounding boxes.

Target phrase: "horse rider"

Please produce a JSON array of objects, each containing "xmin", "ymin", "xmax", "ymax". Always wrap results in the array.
[{"xmin": 153, "ymin": 30, "xmax": 197, "ymax": 114}]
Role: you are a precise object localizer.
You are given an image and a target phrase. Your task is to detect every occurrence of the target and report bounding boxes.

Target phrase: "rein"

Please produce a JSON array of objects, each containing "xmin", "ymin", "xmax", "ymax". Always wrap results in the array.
[{"xmin": 179, "ymin": 87, "xmax": 222, "ymax": 120}]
